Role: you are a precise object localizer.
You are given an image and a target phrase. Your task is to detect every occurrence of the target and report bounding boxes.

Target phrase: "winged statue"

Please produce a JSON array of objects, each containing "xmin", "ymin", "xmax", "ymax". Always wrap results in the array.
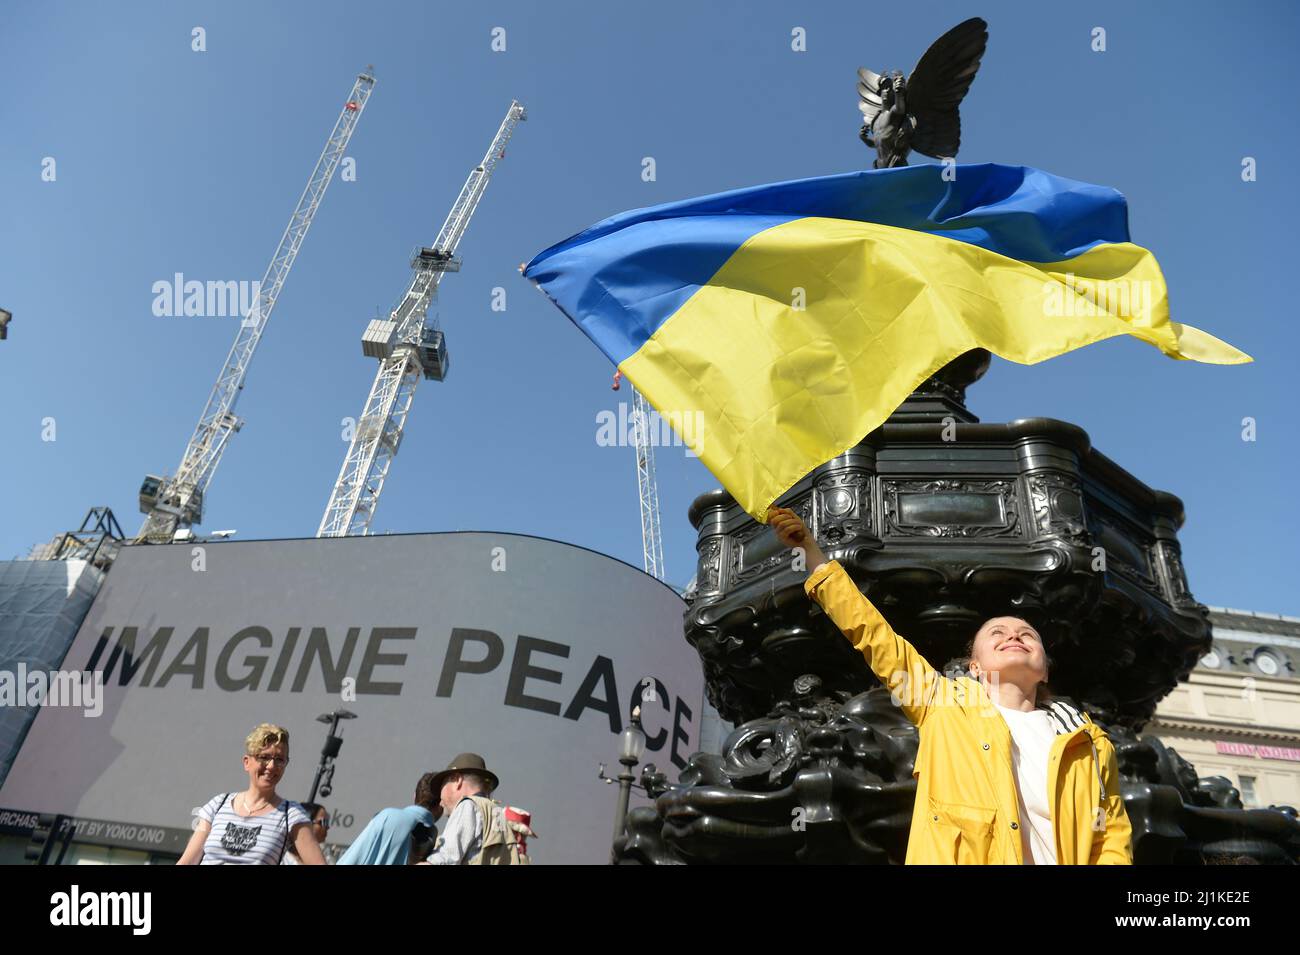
[{"xmin": 858, "ymin": 17, "xmax": 988, "ymax": 168}]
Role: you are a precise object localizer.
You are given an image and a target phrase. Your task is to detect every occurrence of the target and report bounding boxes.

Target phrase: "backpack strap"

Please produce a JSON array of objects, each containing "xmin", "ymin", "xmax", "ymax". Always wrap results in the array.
[
  {"xmin": 466, "ymin": 796, "xmax": 492, "ymax": 839},
  {"xmin": 277, "ymin": 800, "xmax": 292, "ymax": 864},
  {"xmin": 466, "ymin": 795, "xmax": 516, "ymax": 864}
]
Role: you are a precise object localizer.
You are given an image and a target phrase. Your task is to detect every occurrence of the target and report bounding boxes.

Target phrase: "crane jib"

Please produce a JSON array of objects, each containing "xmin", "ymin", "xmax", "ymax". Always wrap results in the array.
[
  {"xmin": 138, "ymin": 71, "xmax": 376, "ymax": 542},
  {"xmin": 317, "ymin": 100, "xmax": 525, "ymax": 540}
]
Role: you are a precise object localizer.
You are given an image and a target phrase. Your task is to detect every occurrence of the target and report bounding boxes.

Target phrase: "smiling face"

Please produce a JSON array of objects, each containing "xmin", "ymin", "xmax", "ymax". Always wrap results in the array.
[
  {"xmin": 969, "ymin": 617, "xmax": 1047, "ymax": 687},
  {"xmin": 243, "ymin": 742, "xmax": 288, "ymax": 794}
]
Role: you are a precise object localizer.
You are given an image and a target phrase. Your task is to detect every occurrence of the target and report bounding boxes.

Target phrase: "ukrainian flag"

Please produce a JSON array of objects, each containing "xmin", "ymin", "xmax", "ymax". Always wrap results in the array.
[{"xmin": 525, "ymin": 164, "xmax": 1251, "ymax": 520}]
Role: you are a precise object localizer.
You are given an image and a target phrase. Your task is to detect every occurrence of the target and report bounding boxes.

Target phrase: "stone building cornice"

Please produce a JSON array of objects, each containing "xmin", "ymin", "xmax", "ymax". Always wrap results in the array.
[{"xmin": 1144, "ymin": 718, "xmax": 1300, "ymax": 745}]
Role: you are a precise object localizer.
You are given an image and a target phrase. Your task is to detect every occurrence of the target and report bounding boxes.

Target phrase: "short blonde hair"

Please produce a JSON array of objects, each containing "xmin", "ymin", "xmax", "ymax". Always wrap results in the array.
[{"xmin": 244, "ymin": 723, "xmax": 290, "ymax": 756}]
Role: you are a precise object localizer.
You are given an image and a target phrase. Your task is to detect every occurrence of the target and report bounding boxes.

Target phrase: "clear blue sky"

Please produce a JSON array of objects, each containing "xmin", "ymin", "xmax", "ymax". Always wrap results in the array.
[{"xmin": 2, "ymin": 1, "xmax": 1297, "ymax": 612}]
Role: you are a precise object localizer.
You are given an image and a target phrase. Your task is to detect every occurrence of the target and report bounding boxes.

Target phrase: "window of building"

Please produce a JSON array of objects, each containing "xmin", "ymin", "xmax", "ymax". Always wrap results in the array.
[
  {"xmin": 0, "ymin": 834, "xmax": 31, "ymax": 865},
  {"xmin": 1238, "ymin": 775, "xmax": 1258, "ymax": 807},
  {"xmin": 1252, "ymin": 650, "xmax": 1280, "ymax": 676},
  {"xmin": 0, "ymin": 833, "xmax": 164, "ymax": 865},
  {"xmin": 61, "ymin": 843, "xmax": 154, "ymax": 865}
]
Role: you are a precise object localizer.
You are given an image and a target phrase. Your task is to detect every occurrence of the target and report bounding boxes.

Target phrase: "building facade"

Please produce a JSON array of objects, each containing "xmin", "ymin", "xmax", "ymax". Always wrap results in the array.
[{"xmin": 1145, "ymin": 606, "xmax": 1300, "ymax": 810}]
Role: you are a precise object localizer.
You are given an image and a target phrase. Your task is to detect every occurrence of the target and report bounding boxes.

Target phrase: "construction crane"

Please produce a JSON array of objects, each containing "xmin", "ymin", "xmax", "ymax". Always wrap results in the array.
[
  {"xmin": 317, "ymin": 100, "xmax": 526, "ymax": 538},
  {"xmin": 137, "ymin": 68, "xmax": 376, "ymax": 542},
  {"xmin": 613, "ymin": 371, "xmax": 665, "ymax": 581}
]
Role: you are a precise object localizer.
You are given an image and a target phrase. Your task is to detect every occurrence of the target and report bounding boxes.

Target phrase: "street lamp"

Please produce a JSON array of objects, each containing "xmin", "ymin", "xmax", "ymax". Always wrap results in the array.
[
  {"xmin": 620, "ymin": 707, "xmax": 647, "ymax": 763},
  {"xmin": 603, "ymin": 705, "xmax": 646, "ymax": 864},
  {"xmin": 307, "ymin": 709, "xmax": 356, "ymax": 804}
]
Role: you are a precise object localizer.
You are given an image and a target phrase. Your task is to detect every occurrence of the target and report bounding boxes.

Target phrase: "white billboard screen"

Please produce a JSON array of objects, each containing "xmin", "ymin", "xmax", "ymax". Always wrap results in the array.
[{"xmin": 0, "ymin": 532, "xmax": 701, "ymax": 864}]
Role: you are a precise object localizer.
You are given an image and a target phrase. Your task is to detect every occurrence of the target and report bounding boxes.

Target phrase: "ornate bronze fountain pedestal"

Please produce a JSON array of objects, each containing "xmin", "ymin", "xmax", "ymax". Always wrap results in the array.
[{"xmin": 620, "ymin": 351, "xmax": 1300, "ymax": 864}]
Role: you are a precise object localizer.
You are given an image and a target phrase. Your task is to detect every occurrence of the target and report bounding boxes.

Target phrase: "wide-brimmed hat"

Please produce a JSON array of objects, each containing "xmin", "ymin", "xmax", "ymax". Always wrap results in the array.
[{"xmin": 429, "ymin": 753, "xmax": 499, "ymax": 794}]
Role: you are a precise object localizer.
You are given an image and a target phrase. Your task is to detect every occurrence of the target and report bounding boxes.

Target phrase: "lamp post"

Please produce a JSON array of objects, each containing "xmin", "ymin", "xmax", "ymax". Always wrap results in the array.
[
  {"xmin": 609, "ymin": 705, "xmax": 646, "ymax": 864},
  {"xmin": 307, "ymin": 709, "xmax": 356, "ymax": 805}
]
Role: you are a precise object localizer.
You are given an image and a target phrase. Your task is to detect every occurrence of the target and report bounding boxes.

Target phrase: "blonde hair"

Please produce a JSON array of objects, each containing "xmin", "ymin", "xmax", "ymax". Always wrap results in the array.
[{"xmin": 244, "ymin": 723, "xmax": 290, "ymax": 756}]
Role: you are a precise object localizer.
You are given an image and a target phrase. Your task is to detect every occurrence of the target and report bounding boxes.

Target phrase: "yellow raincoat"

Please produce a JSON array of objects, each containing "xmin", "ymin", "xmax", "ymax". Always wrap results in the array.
[{"xmin": 805, "ymin": 560, "xmax": 1133, "ymax": 865}]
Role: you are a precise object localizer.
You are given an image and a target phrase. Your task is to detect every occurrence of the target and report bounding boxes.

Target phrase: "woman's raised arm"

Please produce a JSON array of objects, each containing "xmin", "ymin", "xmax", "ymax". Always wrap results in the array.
[{"xmin": 769, "ymin": 506, "xmax": 943, "ymax": 726}]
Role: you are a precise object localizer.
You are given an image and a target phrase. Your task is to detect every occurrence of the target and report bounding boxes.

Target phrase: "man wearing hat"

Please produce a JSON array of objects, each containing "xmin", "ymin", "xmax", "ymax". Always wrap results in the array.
[{"xmin": 420, "ymin": 753, "xmax": 500, "ymax": 865}]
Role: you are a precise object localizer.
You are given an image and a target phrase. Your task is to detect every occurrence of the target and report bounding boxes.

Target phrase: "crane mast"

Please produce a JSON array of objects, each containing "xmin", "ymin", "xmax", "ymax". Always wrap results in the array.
[
  {"xmin": 632, "ymin": 385, "xmax": 666, "ymax": 581},
  {"xmin": 608, "ymin": 371, "xmax": 666, "ymax": 582},
  {"xmin": 138, "ymin": 68, "xmax": 376, "ymax": 542},
  {"xmin": 317, "ymin": 101, "xmax": 525, "ymax": 538}
]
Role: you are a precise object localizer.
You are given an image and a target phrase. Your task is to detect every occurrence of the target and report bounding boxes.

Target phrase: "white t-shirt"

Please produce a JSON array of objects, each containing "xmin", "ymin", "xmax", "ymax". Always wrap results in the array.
[
  {"xmin": 195, "ymin": 793, "xmax": 310, "ymax": 865},
  {"xmin": 994, "ymin": 703, "xmax": 1059, "ymax": 865}
]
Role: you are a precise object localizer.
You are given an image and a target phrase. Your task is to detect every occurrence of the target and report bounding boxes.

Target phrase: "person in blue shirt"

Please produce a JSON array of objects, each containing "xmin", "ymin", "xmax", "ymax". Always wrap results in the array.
[{"xmin": 337, "ymin": 773, "xmax": 441, "ymax": 865}]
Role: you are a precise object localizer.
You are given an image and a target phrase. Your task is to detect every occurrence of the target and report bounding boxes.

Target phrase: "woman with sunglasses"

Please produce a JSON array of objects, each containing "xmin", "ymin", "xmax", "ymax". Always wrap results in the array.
[
  {"xmin": 282, "ymin": 802, "xmax": 331, "ymax": 865},
  {"xmin": 177, "ymin": 723, "xmax": 325, "ymax": 865}
]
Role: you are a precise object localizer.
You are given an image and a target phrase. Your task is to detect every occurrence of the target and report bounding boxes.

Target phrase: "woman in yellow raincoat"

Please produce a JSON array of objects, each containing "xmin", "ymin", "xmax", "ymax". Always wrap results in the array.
[{"xmin": 768, "ymin": 506, "xmax": 1132, "ymax": 865}]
